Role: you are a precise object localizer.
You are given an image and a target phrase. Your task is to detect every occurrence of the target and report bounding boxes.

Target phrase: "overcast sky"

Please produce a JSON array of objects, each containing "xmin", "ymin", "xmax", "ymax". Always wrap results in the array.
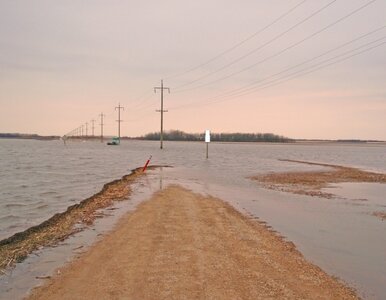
[{"xmin": 0, "ymin": 0, "xmax": 385, "ymax": 139}]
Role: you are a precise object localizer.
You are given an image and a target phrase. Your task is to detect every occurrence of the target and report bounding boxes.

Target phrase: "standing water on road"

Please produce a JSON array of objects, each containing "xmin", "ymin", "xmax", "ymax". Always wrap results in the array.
[{"xmin": 0, "ymin": 139, "xmax": 385, "ymax": 298}]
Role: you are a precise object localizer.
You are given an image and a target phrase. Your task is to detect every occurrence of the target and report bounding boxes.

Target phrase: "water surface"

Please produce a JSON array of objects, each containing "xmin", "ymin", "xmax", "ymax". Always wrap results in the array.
[{"xmin": 0, "ymin": 139, "xmax": 385, "ymax": 299}]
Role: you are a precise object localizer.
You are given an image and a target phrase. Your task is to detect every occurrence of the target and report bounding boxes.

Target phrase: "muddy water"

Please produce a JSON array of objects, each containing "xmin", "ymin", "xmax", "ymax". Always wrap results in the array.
[
  {"xmin": 151, "ymin": 167, "xmax": 386, "ymax": 299},
  {"xmin": 0, "ymin": 139, "xmax": 385, "ymax": 299},
  {"xmin": 0, "ymin": 174, "xmax": 161, "ymax": 300}
]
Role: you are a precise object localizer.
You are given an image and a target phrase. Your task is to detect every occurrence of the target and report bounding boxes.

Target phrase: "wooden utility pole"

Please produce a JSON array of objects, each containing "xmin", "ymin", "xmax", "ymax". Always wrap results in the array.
[
  {"xmin": 91, "ymin": 119, "xmax": 95, "ymax": 137},
  {"xmin": 115, "ymin": 103, "xmax": 124, "ymax": 144},
  {"xmin": 154, "ymin": 79, "xmax": 170, "ymax": 149},
  {"xmin": 99, "ymin": 113, "xmax": 105, "ymax": 143}
]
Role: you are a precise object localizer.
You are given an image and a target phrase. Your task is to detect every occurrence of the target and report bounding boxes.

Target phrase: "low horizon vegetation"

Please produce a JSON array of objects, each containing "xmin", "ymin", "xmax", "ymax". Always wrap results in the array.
[{"xmin": 137, "ymin": 130, "xmax": 292, "ymax": 143}]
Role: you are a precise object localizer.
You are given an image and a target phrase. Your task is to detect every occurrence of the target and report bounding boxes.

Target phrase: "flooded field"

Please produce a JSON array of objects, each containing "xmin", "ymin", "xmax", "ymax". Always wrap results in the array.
[{"xmin": 0, "ymin": 139, "xmax": 385, "ymax": 299}]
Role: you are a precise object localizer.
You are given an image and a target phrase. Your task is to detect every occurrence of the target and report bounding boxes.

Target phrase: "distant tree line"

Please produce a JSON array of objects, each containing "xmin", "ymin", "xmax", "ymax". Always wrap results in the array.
[
  {"xmin": 138, "ymin": 130, "xmax": 292, "ymax": 143},
  {"xmin": 0, "ymin": 133, "xmax": 59, "ymax": 140}
]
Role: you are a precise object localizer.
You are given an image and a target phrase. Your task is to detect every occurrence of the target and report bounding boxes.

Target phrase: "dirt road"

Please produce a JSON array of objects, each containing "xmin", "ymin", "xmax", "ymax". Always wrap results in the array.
[{"xmin": 29, "ymin": 185, "xmax": 357, "ymax": 299}]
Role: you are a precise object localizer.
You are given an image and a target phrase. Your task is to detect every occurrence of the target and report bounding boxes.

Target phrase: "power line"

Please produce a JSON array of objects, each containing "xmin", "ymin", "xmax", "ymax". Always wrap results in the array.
[
  {"xmin": 99, "ymin": 113, "xmax": 105, "ymax": 143},
  {"xmin": 130, "ymin": 94, "xmax": 157, "ymax": 112},
  {"xmin": 202, "ymin": 40, "xmax": 386, "ymax": 108},
  {"xmin": 129, "ymin": 90, "xmax": 154, "ymax": 110},
  {"xmin": 154, "ymin": 80, "xmax": 170, "ymax": 149},
  {"xmin": 196, "ymin": 27, "xmax": 386, "ymax": 102},
  {"xmin": 91, "ymin": 119, "xmax": 95, "ymax": 136},
  {"xmin": 173, "ymin": 0, "xmax": 340, "ymax": 90},
  {"xmin": 115, "ymin": 103, "xmax": 124, "ymax": 144},
  {"xmin": 126, "ymin": 112, "xmax": 155, "ymax": 123},
  {"xmin": 164, "ymin": 0, "xmax": 308, "ymax": 80},
  {"xmin": 219, "ymin": 38, "xmax": 386, "ymax": 101},
  {"xmin": 170, "ymin": 38, "xmax": 385, "ymax": 110},
  {"xmin": 175, "ymin": 1, "xmax": 381, "ymax": 94}
]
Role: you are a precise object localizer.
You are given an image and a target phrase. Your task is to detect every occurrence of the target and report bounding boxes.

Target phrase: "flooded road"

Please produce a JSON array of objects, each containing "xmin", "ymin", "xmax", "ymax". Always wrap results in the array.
[{"xmin": 0, "ymin": 139, "xmax": 385, "ymax": 299}]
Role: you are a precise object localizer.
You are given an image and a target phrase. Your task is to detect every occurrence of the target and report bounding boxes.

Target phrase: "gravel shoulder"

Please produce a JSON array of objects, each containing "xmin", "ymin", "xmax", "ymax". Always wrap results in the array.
[{"xmin": 28, "ymin": 185, "xmax": 358, "ymax": 300}]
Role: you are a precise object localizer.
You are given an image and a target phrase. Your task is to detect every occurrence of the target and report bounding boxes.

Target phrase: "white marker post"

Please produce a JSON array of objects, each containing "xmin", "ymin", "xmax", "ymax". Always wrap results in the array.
[{"xmin": 205, "ymin": 130, "xmax": 210, "ymax": 159}]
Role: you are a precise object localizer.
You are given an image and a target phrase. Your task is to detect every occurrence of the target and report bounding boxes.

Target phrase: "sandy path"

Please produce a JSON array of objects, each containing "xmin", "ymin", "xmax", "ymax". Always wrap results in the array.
[
  {"xmin": 251, "ymin": 159, "xmax": 386, "ymax": 199},
  {"xmin": 29, "ymin": 185, "xmax": 357, "ymax": 300}
]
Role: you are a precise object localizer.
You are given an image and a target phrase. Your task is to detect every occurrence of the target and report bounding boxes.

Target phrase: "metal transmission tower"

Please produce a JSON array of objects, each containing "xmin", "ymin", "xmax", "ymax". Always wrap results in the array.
[
  {"xmin": 91, "ymin": 119, "xmax": 95, "ymax": 137},
  {"xmin": 99, "ymin": 113, "xmax": 105, "ymax": 143},
  {"xmin": 115, "ymin": 103, "xmax": 124, "ymax": 144},
  {"xmin": 154, "ymin": 80, "xmax": 170, "ymax": 149},
  {"xmin": 85, "ymin": 122, "xmax": 88, "ymax": 137}
]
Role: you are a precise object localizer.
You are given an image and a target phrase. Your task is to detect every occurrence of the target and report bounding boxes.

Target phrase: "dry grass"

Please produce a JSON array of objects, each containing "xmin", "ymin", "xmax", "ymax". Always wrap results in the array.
[
  {"xmin": 0, "ymin": 167, "xmax": 153, "ymax": 272},
  {"xmin": 251, "ymin": 159, "xmax": 386, "ymax": 199}
]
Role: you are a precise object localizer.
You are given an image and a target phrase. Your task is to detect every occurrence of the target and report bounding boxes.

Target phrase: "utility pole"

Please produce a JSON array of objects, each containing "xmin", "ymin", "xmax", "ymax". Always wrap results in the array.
[
  {"xmin": 154, "ymin": 79, "xmax": 170, "ymax": 149},
  {"xmin": 81, "ymin": 125, "xmax": 84, "ymax": 137},
  {"xmin": 85, "ymin": 122, "xmax": 88, "ymax": 137},
  {"xmin": 115, "ymin": 103, "xmax": 124, "ymax": 144},
  {"xmin": 91, "ymin": 119, "xmax": 95, "ymax": 137},
  {"xmin": 99, "ymin": 113, "xmax": 105, "ymax": 143}
]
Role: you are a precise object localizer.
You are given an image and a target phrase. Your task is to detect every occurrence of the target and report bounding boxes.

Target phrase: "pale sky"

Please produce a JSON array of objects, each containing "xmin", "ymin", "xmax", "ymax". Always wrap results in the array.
[{"xmin": 0, "ymin": 0, "xmax": 385, "ymax": 140}]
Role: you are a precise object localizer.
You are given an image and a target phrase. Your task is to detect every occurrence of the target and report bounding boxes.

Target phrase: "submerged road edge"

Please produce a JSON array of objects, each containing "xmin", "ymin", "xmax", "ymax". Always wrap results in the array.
[{"xmin": 0, "ymin": 166, "xmax": 167, "ymax": 271}]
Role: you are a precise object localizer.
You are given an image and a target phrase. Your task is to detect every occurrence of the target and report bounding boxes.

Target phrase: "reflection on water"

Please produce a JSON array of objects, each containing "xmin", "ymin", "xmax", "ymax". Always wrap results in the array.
[{"xmin": 0, "ymin": 139, "xmax": 385, "ymax": 299}]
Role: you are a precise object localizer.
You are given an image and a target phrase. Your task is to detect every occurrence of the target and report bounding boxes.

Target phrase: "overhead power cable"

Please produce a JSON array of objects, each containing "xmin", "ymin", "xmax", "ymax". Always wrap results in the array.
[
  {"xmin": 221, "ymin": 31, "xmax": 386, "ymax": 99},
  {"xmin": 173, "ymin": 0, "xmax": 340, "ymax": 90},
  {"xmin": 130, "ymin": 92, "xmax": 156, "ymax": 111},
  {"xmin": 170, "ymin": 28, "xmax": 386, "ymax": 108},
  {"xmin": 164, "ymin": 0, "xmax": 308, "ymax": 81},
  {"xmin": 169, "ymin": 37, "xmax": 385, "ymax": 110},
  {"xmin": 209, "ymin": 40, "xmax": 386, "ymax": 107},
  {"xmin": 175, "ymin": 1, "xmax": 380, "ymax": 93},
  {"xmin": 218, "ymin": 37, "xmax": 386, "ymax": 101}
]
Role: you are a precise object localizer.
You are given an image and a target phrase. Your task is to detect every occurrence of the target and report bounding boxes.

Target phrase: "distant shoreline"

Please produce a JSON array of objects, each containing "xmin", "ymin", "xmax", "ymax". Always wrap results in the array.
[
  {"xmin": 1, "ymin": 133, "xmax": 385, "ymax": 144},
  {"xmin": 0, "ymin": 133, "xmax": 60, "ymax": 141}
]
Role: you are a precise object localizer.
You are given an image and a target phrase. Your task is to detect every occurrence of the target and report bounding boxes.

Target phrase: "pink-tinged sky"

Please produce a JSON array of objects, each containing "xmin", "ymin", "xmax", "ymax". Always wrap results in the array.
[{"xmin": 0, "ymin": 0, "xmax": 385, "ymax": 140}]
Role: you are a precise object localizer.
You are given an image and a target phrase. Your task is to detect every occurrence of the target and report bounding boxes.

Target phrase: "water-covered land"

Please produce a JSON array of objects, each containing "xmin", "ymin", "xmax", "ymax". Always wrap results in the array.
[{"xmin": 0, "ymin": 139, "xmax": 385, "ymax": 299}]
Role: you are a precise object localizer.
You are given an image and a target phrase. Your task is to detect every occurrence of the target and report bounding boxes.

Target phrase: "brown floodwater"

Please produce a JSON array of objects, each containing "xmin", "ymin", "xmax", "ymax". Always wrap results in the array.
[{"xmin": 0, "ymin": 140, "xmax": 385, "ymax": 299}]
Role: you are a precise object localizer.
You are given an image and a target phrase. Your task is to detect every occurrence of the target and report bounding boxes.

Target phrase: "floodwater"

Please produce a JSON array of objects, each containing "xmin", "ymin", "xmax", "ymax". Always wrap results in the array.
[{"xmin": 0, "ymin": 139, "xmax": 385, "ymax": 299}]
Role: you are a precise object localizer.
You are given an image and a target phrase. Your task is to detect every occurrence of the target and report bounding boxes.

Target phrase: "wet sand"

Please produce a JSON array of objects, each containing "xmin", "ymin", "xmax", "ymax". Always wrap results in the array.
[
  {"xmin": 29, "ymin": 185, "xmax": 357, "ymax": 300},
  {"xmin": 252, "ymin": 159, "xmax": 386, "ymax": 199}
]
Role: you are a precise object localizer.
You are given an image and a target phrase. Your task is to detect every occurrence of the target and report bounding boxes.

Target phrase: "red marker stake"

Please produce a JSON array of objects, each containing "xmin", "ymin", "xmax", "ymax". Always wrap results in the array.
[{"xmin": 142, "ymin": 155, "xmax": 152, "ymax": 172}]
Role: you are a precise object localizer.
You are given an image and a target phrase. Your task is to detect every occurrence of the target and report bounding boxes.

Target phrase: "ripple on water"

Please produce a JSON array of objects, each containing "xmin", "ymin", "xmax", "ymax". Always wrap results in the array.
[
  {"xmin": 0, "ymin": 215, "xmax": 21, "ymax": 222},
  {"xmin": 35, "ymin": 204, "xmax": 49, "ymax": 209},
  {"xmin": 39, "ymin": 191, "xmax": 58, "ymax": 196},
  {"xmin": 4, "ymin": 203, "xmax": 27, "ymax": 208},
  {"xmin": 0, "ymin": 139, "xmax": 385, "ymax": 299}
]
